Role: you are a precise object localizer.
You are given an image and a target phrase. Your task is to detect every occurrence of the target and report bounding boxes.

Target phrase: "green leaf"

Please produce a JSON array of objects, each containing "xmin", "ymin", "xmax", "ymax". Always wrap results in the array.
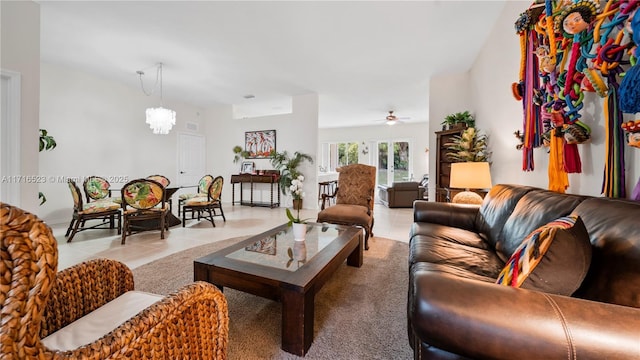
[{"xmin": 39, "ymin": 129, "xmax": 57, "ymax": 152}]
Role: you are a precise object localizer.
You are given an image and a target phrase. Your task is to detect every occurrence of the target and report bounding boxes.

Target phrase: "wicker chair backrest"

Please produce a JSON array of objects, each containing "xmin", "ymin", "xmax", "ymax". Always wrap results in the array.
[{"xmin": 0, "ymin": 203, "xmax": 58, "ymax": 357}]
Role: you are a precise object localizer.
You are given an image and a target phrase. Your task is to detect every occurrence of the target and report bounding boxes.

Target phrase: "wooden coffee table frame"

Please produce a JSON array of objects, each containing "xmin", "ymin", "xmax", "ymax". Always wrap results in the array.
[{"xmin": 193, "ymin": 223, "xmax": 363, "ymax": 356}]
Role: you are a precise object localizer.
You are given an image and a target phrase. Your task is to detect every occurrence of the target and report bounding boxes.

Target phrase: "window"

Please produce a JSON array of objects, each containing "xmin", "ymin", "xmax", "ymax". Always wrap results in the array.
[{"xmin": 319, "ymin": 142, "xmax": 359, "ymax": 172}]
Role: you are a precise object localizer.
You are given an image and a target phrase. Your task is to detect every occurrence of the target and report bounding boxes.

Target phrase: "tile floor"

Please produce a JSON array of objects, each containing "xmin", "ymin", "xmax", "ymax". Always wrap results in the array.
[{"xmin": 50, "ymin": 202, "xmax": 414, "ymax": 271}]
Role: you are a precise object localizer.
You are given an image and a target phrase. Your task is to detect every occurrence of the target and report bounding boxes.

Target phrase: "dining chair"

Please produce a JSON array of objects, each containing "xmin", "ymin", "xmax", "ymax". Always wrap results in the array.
[
  {"xmin": 316, "ymin": 164, "xmax": 376, "ymax": 250},
  {"xmin": 121, "ymin": 178, "xmax": 169, "ymax": 244},
  {"xmin": 182, "ymin": 175, "xmax": 226, "ymax": 227},
  {"xmin": 178, "ymin": 174, "xmax": 214, "ymax": 215},
  {"xmin": 146, "ymin": 174, "xmax": 171, "ymax": 187},
  {"xmin": 83, "ymin": 175, "xmax": 120, "ymax": 203},
  {"xmin": 65, "ymin": 179, "xmax": 121, "ymax": 242},
  {"xmin": 0, "ymin": 202, "xmax": 229, "ymax": 359}
]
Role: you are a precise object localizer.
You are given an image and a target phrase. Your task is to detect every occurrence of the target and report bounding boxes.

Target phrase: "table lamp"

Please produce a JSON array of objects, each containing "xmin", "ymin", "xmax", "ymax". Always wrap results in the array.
[{"xmin": 449, "ymin": 162, "xmax": 492, "ymax": 204}]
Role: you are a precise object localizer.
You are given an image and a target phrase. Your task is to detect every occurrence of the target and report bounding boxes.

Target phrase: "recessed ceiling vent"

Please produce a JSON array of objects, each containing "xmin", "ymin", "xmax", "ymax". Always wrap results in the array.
[{"xmin": 186, "ymin": 122, "xmax": 199, "ymax": 131}]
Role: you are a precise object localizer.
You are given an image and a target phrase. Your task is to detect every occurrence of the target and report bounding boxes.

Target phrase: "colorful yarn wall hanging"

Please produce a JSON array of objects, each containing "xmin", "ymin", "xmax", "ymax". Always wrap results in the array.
[{"xmin": 513, "ymin": 0, "xmax": 640, "ymax": 198}]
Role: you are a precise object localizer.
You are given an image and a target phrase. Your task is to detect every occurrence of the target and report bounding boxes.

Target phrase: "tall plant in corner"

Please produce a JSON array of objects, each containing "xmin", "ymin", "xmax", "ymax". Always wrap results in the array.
[
  {"xmin": 39, "ymin": 129, "xmax": 57, "ymax": 205},
  {"xmin": 445, "ymin": 127, "xmax": 490, "ymax": 163},
  {"xmin": 269, "ymin": 150, "xmax": 313, "ymax": 197}
]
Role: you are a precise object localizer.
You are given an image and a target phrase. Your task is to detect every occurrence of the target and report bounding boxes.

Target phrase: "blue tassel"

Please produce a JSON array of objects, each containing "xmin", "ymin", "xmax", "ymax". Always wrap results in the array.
[{"xmin": 619, "ymin": 64, "xmax": 640, "ymax": 114}]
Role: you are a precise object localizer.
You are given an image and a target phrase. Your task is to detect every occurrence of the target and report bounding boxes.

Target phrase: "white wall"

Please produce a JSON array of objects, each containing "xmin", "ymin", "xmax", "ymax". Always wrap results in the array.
[
  {"xmin": 206, "ymin": 93, "xmax": 319, "ymax": 210},
  {"xmin": 468, "ymin": 1, "xmax": 638, "ymax": 197},
  {"xmin": 427, "ymin": 72, "xmax": 472, "ymax": 200},
  {"xmin": 39, "ymin": 62, "xmax": 205, "ymax": 224},
  {"xmin": 1, "ymin": 1, "xmax": 40, "ymax": 212}
]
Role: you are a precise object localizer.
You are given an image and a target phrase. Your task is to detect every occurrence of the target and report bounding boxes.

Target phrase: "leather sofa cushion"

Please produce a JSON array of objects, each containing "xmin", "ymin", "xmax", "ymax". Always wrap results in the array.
[
  {"xmin": 41, "ymin": 291, "xmax": 163, "ymax": 351},
  {"xmin": 410, "ymin": 262, "xmax": 497, "ymax": 284},
  {"xmin": 411, "ymin": 222, "xmax": 490, "ymax": 250},
  {"xmin": 410, "ymin": 234, "xmax": 504, "ymax": 278},
  {"xmin": 390, "ymin": 181, "xmax": 421, "ymax": 190},
  {"xmin": 475, "ymin": 184, "xmax": 536, "ymax": 250},
  {"xmin": 494, "ymin": 190, "xmax": 586, "ymax": 262},
  {"xmin": 572, "ymin": 198, "xmax": 640, "ymax": 307},
  {"xmin": 496, "ymin": 216, "xmax": 592, "ymax": 296}
]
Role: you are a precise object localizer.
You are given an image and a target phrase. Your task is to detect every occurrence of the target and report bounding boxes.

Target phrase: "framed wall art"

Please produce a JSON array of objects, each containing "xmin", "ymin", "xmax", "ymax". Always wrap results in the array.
[{"xmin": 245, "ymin": 129, "xmax": 276, "ymax": 159}]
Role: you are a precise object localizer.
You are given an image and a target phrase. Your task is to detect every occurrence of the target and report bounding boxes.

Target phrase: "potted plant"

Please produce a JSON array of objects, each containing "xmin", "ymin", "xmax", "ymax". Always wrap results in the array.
[
  {"xmin": 269, "ymin": 150, "xmax": 313, "ymax": 207},
  {"xmin": 445, "ymin": 127, "xmax": 491, "ymax": 162},
  {"xmin": 39, "ymin": 129, "xmax": 57, "ymax": 205},
  {"xmin": 286, "ymin": 206, "xmax": 311, "ymax": 240},
  {"xmin": 441, "ymin": 111, "xmax": 475, "ymax": 130},
  {"xmin": 232, "ymin": 145, "xmax": 251, "ymax": 163}
]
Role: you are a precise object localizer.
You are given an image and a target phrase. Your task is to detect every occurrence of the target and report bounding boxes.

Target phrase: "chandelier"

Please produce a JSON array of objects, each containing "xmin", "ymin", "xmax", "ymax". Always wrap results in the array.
[{"xmin": 137, "ymin": 63, "xmax": 176, "ymax": 135}]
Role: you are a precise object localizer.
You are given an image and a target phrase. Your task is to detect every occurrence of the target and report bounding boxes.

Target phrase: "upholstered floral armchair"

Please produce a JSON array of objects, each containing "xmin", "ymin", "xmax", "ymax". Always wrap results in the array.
[
  {"xmin": 182, "ymin": 176, "xmax": 226, "ymax": 227},
  {"xmin": 178, "ymin": 174, "xmax": 214, "ymax": 215},
  {"xmin": 121, "ymin": 178, "xmax": 169, "ymax": 244},
  {"xmin": 316, "ymin": 164, "xmax": 376, "ymax": 250},
  {"xmin": 0, "ymin": 202, "xmax": 229, "ymax": 359},
  {"xmin": 83, "ymin": 175, "xmax": 120, "ymax": 203},
  {"xmin": 66, "ymin": 179, "xmax": 121, "ymax": 242}
]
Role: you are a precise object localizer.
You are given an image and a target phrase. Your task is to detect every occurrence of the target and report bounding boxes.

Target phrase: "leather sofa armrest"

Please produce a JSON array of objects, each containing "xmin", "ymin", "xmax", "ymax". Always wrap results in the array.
[
  {"xmin": 412, "ymin": 200, "xmax": 479, "ymax": 232},
  {"xmin": 410, "ymin": 271, "xmax": 640, "ymax": 360}
]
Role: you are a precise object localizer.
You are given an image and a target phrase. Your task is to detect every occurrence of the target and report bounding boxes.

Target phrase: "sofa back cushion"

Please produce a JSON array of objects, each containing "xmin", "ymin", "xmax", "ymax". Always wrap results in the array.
[
  {"xmin": 572, "ymin": 198, "xmax": 640, "ymax": 307},
  {"xmin": 487, "ymin": 188, "xmax": 586, "ymax": 262},
  {"xmin": 476, "ymin": 184, "xmax": 537, "ymax": 255},
  {"xmin": 391, "ymin": 181, "xmax": 420, "ymax": 190}
]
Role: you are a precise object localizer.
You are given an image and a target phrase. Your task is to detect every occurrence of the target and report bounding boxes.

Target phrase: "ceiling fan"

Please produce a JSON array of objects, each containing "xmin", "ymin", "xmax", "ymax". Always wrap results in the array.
[{"xmin": 380, "ymin": 110, "xmax": 410, "ymax": 125}]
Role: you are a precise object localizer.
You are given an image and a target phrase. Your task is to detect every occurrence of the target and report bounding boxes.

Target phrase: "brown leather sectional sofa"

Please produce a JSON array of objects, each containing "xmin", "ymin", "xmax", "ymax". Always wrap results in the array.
[
  {"xmin": 408, "ymin": 184, "xmax": 640, "ymax": 360},
  {"xmin": 378, "ymin": 181, "xmax": 426, "ymax": 208}
]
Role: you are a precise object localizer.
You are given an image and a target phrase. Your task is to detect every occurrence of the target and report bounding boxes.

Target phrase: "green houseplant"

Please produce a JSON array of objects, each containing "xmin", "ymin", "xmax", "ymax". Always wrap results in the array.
[
  {"xmin": 269, "ymin": 150, "xmax": 313, "ymax": 205},
  {"xmin": 441, "ymin": 111, "xmax": 475, "ymax": 130},
  {"xmin": 232, "ymin": 145, "xmax": 251, "ymax": 163},
  {"xmin": 39, "ymin": 129, "xmax": 57, "ymax": 205},
  {"xmin": 445, "ymin": 127, "xmax": 490, "ymax": 162}
]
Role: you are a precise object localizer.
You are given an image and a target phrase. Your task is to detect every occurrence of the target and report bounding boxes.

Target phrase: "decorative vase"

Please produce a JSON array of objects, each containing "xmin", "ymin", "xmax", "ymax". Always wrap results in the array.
[
  {"xmin": 293, "ymin": 198, "xmax": 303, "ymax": 210},
  {"xmin": 292, "ymin": 222, "xmax": 306, "ymax": 241},
  {"xmin": 293, "ymin": 240, "xmax": 307, "ymax": 261}
]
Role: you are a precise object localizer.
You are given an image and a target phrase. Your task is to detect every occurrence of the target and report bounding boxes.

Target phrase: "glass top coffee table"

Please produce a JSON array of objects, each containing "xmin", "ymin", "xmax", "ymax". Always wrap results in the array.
[{"xmin": 194, "ymin": 222, "xmax": 363, "ymax": 356}]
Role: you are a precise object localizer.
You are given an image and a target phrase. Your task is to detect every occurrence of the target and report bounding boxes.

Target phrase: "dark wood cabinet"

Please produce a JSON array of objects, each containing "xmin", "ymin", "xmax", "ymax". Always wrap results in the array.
[{"xmin": 435, "ymin": 128, "xmax": 465, "ymax": 202}]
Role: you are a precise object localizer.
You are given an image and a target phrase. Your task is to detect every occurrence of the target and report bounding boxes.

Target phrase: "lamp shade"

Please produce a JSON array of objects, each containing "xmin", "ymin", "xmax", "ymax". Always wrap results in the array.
[
  {"xmin": 146, "ymin": 107, "xmax": 176, "ymax": 135},
  {"xmin": 449, "ymin": 162, "xmax": 492, "ymax": 189}
]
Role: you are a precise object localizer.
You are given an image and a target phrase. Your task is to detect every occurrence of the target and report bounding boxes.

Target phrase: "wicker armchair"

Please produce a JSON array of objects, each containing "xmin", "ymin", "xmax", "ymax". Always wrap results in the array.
[
  {"xmin": 316, "ymin": 164, "xmax": 376, "ymax": 250},
  {"xmin": 0, "ymin": 202, "xmax": 229, "ymax": 359}
]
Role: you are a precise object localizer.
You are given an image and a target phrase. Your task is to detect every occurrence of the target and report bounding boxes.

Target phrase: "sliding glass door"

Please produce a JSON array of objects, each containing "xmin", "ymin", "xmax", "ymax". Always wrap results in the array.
[{"xmin": 377, "ymin": 141, "xmax": 410, "ymax": 186}]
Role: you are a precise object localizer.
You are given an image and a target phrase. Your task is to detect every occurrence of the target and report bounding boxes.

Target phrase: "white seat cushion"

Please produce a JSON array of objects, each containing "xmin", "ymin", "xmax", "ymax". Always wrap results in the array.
[{"xmin": 41, "ymin": 290, "xmax": 163, "ymax": 351}]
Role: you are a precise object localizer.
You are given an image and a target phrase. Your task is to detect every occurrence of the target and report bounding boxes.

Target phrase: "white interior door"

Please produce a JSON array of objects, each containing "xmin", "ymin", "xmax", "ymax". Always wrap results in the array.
[
  {"xmin": 1, "ymin": 70, "xmax": 21, "ymax": 206},
  {"xmin": 177, "ymin": 133, "xmax": 205, "ymax": 187}
]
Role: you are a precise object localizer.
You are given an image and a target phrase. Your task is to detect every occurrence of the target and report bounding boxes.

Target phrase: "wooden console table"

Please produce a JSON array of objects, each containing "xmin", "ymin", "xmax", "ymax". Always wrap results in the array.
[{"xmin": 230, "ymin": 173, "xmax": 280, "ymax": 208}]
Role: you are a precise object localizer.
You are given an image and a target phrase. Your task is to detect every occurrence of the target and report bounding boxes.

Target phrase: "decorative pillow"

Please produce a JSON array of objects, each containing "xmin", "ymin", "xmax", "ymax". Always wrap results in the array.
[{"xmin": 495, "ymin": 215, "xmax": 592, "ymax": 296}]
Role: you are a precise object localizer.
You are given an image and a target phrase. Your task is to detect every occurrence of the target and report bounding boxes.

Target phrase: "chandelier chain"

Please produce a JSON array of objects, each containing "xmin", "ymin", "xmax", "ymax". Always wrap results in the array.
[{"xmin": 137, "ymin": 63, "xmax": 164, "ymax": 101}]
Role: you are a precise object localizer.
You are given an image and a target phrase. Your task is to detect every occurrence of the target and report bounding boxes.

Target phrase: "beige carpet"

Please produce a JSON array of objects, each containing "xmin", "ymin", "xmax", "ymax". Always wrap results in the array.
[{"xmin": 133, "ymin": 236, "xmax": 412, "ymax": 359}]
